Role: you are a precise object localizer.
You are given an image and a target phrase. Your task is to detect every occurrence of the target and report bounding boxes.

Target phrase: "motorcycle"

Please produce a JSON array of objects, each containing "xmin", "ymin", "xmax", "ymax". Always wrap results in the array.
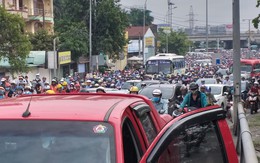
[{"xmin": 248, "ymin": 93, "xmax": 258, "ymax": 114}]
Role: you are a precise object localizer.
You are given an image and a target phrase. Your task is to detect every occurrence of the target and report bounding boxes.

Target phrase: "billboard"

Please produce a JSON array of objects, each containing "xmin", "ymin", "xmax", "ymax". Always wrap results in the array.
[
  {"xmin": 58, "ymin": 51, "xmax": 71, "ymax": 65},
  {"xmin": 145, "ymin": 37, "xmax": 154, "ymax": 47}
]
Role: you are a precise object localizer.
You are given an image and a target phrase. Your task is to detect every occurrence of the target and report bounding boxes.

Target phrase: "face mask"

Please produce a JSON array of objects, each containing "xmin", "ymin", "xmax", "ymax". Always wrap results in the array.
[
  {"xmin": 5, "ymin": 87, "xmax": 10, "ymax": 91},
  {"xmin": 152, "ymin": 97, "xmax": 160, "ymax": 103}
]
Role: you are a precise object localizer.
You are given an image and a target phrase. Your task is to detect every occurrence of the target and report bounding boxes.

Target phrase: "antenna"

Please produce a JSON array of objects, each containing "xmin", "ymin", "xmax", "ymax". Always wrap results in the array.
[{"xmin": 22, "ymin": 96, "xmax": 32, "ymax": 117}]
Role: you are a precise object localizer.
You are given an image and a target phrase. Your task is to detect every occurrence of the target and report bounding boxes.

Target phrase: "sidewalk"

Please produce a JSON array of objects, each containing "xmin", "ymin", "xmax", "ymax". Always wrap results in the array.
[{"xmin": 246, "ymin": 109, "xmax": 260, "ymax": 160}]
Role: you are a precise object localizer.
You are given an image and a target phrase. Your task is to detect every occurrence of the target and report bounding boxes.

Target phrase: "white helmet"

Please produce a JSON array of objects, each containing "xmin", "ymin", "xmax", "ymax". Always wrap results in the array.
[
  {"xmin": 254, "ymin": 81, "xmax": 259, "ymax": 85},
  {"xmin": 152, "ymin": 89, "xmax": 162, "ymax": 96}
]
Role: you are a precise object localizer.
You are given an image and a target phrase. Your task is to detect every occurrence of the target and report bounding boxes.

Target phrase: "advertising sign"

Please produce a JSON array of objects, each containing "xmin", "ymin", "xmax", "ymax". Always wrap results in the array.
[
  {"xmin": 145, "ymin": 37, "xmax": 154, "ymax": 47},
  {"xmin": 58, "ymin": 51, "xmax": 71, "ymax": 65}
]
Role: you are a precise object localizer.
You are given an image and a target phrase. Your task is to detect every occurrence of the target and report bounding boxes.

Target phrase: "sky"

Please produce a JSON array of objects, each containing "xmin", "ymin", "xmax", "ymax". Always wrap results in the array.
[{"xmin": 120, "ymin": 0, "xmax": 260, "ymax": 32}]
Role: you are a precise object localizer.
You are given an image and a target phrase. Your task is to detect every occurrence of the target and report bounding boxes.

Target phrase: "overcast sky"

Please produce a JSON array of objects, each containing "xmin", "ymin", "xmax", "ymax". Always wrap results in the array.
[{"xmin": 120, "ymin": 0, "xmax": 259, "ymax": 32}]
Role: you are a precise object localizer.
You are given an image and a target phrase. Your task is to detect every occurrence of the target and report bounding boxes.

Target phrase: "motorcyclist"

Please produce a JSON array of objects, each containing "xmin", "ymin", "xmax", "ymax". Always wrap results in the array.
[
  {"xmin": 178, "ymin": 82, "xmax": 208, "ymax": 112},
  {"xmin": 151, "ymin": 89, "xmax": 168, "ymax": 114},
  {"xmin": 129, "ymin": 86, "xmax": 139, "ymax": 94},
  {"xmin": 246, "ymin": 81, "xmax": 260, "ymax": 109},
  {"xmin": 205, "ymin": 86, "xmax": 217, "ymax": 106}
]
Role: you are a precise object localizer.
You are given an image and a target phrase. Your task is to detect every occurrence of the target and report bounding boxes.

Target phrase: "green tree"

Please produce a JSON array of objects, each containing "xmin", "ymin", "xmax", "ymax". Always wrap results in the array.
[
  {"xmin": 127, "ymin": 8, "xmax": 154, "ymax": 26},
  {"xmin": 0, "ymin": 6, "xmax": 31, "ymax": 74},
  {"xmin": 29, "ymin": 29, "xmax": 56, "ymax": 51},
  {"xmin": 54, "ymin": 0, "xmax": 129, "ymax": 61},
  {"xmin": 158, "ymin": 29, "xmax": 191, "ymax": 55},
  {"xmin": 253, "ymin": 0, "xmax": 260, "ymax": 28}
]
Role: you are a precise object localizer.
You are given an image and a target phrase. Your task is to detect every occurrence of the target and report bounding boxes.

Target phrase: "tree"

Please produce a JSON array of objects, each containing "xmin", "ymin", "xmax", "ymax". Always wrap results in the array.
[
  {"xmin": 0, "ymin": 6, "xmax": 32, "ymax": 74},
  {"xmin": 29, "ymin": 29, "xmax": 56, "ymax": 51},
  {"xmin": 158, "ymin": 29, "xmax": 191, "ymax": 56},
  {"xmin": 54, "ymin": 0, "xmax": 129, "ymax": 61},
  {"xmin": 253, "ymin": 0, "xmax": 260, "ymax": 28},
  {"xmin": 127, "ymin": 8, "xmax": 154, "ymax": 26}
]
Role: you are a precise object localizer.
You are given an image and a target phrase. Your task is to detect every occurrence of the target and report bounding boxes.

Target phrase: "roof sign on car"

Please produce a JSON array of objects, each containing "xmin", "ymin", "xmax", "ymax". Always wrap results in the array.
[{"xmin": 93, "ymin": 124, "xmax": 107, "ymax": 134}]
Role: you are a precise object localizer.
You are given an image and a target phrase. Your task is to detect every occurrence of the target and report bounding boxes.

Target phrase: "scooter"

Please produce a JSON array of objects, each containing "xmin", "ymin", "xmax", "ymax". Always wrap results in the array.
[{"xmin": 248, "ymin": 93, "xmax": 258, "ymax": 114}]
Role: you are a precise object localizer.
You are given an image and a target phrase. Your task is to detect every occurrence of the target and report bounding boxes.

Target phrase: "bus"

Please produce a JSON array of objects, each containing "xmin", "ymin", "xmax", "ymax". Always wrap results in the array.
[
  {"xmin": 230, "ymin": 59, "xmax": 260, "ymax": 79},
  {"xmin": 145, "ymin": 53, "xmax": 185, "ymax": 76}
]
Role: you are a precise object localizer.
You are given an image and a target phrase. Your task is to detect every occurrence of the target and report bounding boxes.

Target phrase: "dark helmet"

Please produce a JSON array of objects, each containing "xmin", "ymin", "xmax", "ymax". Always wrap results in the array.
[{"xmin": 189, "ymin": 82, "xmax": 199, "ymax": 90}]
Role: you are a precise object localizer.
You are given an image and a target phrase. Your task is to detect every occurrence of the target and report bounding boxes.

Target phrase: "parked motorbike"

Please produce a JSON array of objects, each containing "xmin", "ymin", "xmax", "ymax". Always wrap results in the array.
[{"xmin": 248, "ymin": 93, "xmax": 258, "ymax": 114}]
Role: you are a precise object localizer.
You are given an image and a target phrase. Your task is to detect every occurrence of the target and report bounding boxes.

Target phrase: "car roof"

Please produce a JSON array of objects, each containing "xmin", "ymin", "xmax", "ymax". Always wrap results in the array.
[
  {"xmin": 144, "ymin": 83, "xmax": 175, "ymax": 88},
  {"xmin": 126, "ymin": 80, "xmax": 142, "ymax": 83},
  {"xmin": 0, "ymin": 94, "xmax": 143, "ymax": 121},
  {"xmin": 204, "ymin": 84, "xmax": 231, "ymax": 87}
]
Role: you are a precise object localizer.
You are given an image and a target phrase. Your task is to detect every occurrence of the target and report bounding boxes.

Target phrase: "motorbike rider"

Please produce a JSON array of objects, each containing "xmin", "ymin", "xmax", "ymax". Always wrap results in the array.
[
  {"xmin": 246, "ymin": 81, "xmax": 260, "ymax": 109},
  {"xmin": 204, "ymin": 86, "xmax": 217, "ymax": 106},
  {"xmin": 151, "ymin": 89, "xmax": 168, "ymax": 114},
  {"xmin": 178, "ymin": 82, "xmax": 208, "ymax": 112},
  {"xmin": 96, "ymin": 86, "xmax": 106, "ymax": 93}
]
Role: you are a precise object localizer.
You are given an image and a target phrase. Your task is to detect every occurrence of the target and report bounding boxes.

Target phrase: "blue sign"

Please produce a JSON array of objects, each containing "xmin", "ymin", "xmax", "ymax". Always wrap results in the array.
[{"xmin": 216, "ymin": 58, "xmax": 220, "ymax": 65}]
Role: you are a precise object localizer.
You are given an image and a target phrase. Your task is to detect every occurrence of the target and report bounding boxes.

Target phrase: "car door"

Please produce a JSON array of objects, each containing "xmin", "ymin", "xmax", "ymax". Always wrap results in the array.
[{"xmin": 139, "ymin": 107, "xmax": 238, "ymax": 163}]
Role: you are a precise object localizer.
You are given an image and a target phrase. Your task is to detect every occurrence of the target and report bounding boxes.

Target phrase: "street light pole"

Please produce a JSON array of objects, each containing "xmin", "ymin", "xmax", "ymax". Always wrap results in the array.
[
  {"xmin": 243, "ymin": 19, "xmax": 252, "ymax": 56},
  {"xmin": 89, "ymin": 0, "xmax": 92, "ymax": 73},
  {"xmin": 206, "ymin": 0, "xmax": 208, "ymax": 54},
  {"xmin": 143, "ymin": 0, "xmax": 148, "ymax": 65}
]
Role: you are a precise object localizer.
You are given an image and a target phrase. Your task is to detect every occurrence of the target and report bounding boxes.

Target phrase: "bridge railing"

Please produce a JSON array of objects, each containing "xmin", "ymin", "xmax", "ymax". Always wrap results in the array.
[{"xmin": 236, "ymin": 102, "xmax": 258, "ymax": 163}]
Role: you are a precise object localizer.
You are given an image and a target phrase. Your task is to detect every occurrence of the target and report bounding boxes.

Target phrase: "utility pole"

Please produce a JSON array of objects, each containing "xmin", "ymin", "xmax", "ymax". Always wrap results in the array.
[
  {"xmin": 41, "ymin": 0, "xmax": 45, "ymax": 29},
  {"xmin": 233, "ymin": 0, "xmax": 241, "ymax": 135},
  {"xmin": 189, "ymin": 5, "xmax": 195, "ymax": 35},
  {"xmin": 143, "ymin": 0, "xmax": 147, "ymax": 65},
  {"xmin": 89, "ymin": 0, "xmax": 92, "ymax": 73},
  {"xmin": 243, "ymin": 19, "xmax": 252, "ymax": 57},
  {"xmin": 206, "ymin": 0, "xmax": 208, "ymax": 54}
]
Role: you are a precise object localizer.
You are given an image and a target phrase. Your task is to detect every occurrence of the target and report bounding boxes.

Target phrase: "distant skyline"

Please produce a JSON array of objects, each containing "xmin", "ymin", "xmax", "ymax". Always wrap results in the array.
[{"xmin": 120, "ymin": 0, "xmax": 260, "ymax": 32}]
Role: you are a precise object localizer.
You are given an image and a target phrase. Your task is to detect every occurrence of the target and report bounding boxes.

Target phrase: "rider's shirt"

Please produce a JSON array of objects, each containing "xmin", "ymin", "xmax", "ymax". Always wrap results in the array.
[
  {"xmin": 190, "ymin": 93, "xmax": 202, "ymax": 108},
  {"xmin": 151, "ymin": 99, "xmax": 168, "ymax": 114}
]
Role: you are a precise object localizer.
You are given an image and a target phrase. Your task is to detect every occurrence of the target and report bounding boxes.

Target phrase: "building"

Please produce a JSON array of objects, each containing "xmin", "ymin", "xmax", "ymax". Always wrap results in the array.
[
  {"xmin": 126, "ymin": 25, "xmax": 157, "ymax": 63},
  {"xmin": 1, "ymin": 0, "xmax": 54, "ymax": 34}
]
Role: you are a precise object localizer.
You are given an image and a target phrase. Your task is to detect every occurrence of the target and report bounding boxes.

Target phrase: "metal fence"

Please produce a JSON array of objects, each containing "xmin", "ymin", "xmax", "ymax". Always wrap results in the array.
[{"xmin": 236, "ymin": 102, "xmax": 258, "ymax": 163}]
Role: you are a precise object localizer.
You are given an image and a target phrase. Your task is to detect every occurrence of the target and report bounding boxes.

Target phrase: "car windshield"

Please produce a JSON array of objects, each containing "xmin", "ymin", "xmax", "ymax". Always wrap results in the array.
[
  {"xmin": 210, "ymin": 86, "xmax": 222, "ymax": 95},
  {"xmin": 0, "ymin": 121, "xmax": 115, "ymax": 163},
  {"xmin": 241, "ymin": 64, "xmax": 252, "ymax": 72},
  {"xmin": 121, "ymin": 81, "xmax": 139, "ymax": 89},
  {"xmin": 146, "ymin": 60, "xmax": 172, "ymax": 74},
  {"xmin": 197, "ymin": 79, "xmax": 216, "ymax": 84},
  {"xmin": 139, "ymin": 86, "xmax": 174, "ymax": 99}
]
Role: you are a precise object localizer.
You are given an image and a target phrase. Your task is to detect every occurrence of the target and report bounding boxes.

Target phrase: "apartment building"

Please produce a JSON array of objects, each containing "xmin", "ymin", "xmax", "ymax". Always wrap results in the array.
[{"xmin": 0, "ymin": 0, "xmax": 54, "ymax": 34}]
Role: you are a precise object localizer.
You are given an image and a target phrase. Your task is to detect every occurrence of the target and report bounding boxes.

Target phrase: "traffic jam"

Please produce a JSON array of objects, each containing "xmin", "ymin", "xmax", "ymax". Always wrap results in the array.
[{"xmin": 0, "ymin": 50, "xmax": 258, "ymax": 162}]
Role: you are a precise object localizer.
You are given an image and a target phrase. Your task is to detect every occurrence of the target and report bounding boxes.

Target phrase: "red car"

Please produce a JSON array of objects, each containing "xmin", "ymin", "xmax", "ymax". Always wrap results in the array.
[{"xmin": 0, "ymin": 94, "xmax": 238, "ymax": 163}]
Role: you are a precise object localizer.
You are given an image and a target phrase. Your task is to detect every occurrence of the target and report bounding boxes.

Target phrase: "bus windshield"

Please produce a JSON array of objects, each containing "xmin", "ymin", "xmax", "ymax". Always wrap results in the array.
[
  {"xmin": 241, "ymin": 64, "xmax": 252, "ymax": 72},
  {"xmin": 146, "ymin": 60, "xmax": 172, "ymax": 74}
]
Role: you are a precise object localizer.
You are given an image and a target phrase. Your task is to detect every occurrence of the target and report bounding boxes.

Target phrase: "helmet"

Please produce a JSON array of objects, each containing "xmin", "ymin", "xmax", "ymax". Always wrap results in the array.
[
  {"xmin": 24, "ymin": 86, "xmax": 31, "ymax": 90},
  {"xmin": 56, "ymin": 84, "xmax": 62, "ymax": 89},
  {"xmin": 180, "ymin": 85, "xmax": 187, "ymax": 91},
  {"xmin": 130, "ymin": 86, "xmax": 139, "ymax": 92},
  {"xmin": 96, "ymin": 86, "xmax": 106, "ymax": 93},
  {"xmin": 44, "ymin": 85, "xmax": 51, "ymax": 90},
  {"xmin": 62, "ymin": 81, "xmax": 67, "ymax": 86},
  {"xmin": 46, "ymin": 90, "xmax": 55, "ymax": 94},
  {"xmin": 189, "ymin": 82, "xmax": 199, "ymax": 90},
  {"xmin": 254, "ymin": 81, "xmax": 259, "ymax": 85},
  {"xmin": 52, "ymin": 79, "xmax": 57, "ymax": 83},
  {"xmin": 152, "ymin": 89, "xmax": 162, "ymax": 96}
]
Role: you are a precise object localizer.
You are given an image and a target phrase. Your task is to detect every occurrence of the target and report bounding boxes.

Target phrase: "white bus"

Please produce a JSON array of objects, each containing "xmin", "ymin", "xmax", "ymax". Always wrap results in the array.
[{"xmin": 145, "ymin": 53, "xmax": 185, "ymax": 76}]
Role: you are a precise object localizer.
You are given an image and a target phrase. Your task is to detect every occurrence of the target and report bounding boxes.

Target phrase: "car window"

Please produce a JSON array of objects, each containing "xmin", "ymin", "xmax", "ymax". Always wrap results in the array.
[
  {"xmin": 209, "ymin": 86, "xmax": 221, "ymax": 95},
  {"xmin": 122, "ymin": 118, "xmax": 143, "ymax": 163},
  {"xmin": 137, "ymin": 108, "xmax": 157, "ymax": 144},
  {"xmin": 0, "ymin": 121, "xmax": 116, "ymax": 163},
  {"xmin": 159, "ymin": 121, "xmax": 226, "ymax": 163},
  {"xmin": 139, "ymin": 86, "xmax": 174, "ymax": 99}
]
